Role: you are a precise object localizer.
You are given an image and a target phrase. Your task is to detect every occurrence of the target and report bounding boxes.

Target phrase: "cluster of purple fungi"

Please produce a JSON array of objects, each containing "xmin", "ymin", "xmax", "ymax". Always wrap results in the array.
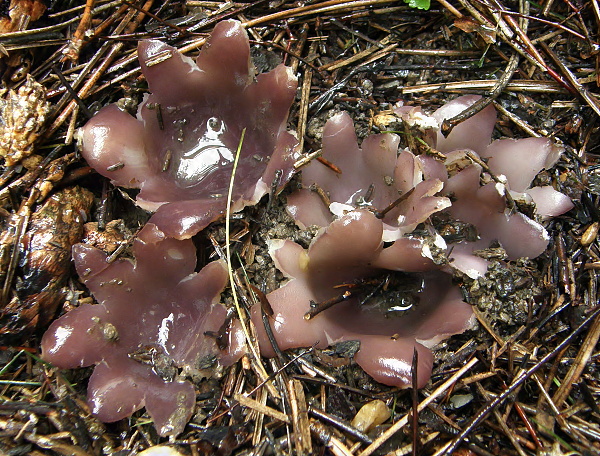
[{"xmin": 41, "ymin": 20, "xmax": 573, "ymax": 436}]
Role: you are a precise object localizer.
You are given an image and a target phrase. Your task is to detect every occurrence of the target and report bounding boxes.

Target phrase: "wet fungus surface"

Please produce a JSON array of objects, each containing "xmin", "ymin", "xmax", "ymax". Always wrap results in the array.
[
  {"xmin": 427, "ymin": 96, "xmax": 574, "ymax": 277},
  {"xmin": 251, "ymin": 210, "xmax": 474, "ymax": 388},
  {"xmin": 41, "ymin": 18, "xmax": 575, "ymax": 435},
  {"xmin": 41, "ymin": 223, "xmax": 242, "ymax": 436},
  {"xmin": 41, "ymin": 19, "xmax": 303, "ymax": 434},
  {"xmin": 80, "ymin": 20, "xmax": 299, "ymax": 239},
  {"xmin": 287, "ymin": 111, "xmax": 451, "ymax": 241},
  {"xmin": 259, "ymin": 109, "xmax": 469, "ymax": 388},
  {"xmin": 256, "ymin": 95, "xmax": 573, "ymax": 387}
]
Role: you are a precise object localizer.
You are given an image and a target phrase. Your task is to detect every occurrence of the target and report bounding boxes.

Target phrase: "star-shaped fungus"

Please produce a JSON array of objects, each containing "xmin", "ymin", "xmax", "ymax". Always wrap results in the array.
[
  {"xmin": 251, "ymin": 210, "xmax": 474, "ymax": 388},
  {"xmin": 80, "ymin": 20, "xmax": 299, "ymax": 239},
  {"xmin": 287, "ymin": 111, "xmax": 451, "ymax": 241},
  {"xmin": 41, "ymin": 224, "xmax": 242, "ymax": 436},
  {"xmin": 265, "ymin": 97, "xmax": 572, "ymax": 388}
]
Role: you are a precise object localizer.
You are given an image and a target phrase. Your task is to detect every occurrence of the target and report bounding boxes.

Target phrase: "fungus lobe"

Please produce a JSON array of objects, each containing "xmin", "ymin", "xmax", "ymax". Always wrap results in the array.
[{"xmin": 252, "ymin": 210, "xmax": 474, "ymax": 388}]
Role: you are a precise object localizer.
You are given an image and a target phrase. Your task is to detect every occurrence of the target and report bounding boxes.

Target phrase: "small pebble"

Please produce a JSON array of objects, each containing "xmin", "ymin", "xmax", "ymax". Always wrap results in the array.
[
  {"xmin": 581, "ymin": 222, "xmax": 599, "ymax": 246},
  {"xmin": 351, "ymin": 399, "xmax": 391, "ymax": 433}
]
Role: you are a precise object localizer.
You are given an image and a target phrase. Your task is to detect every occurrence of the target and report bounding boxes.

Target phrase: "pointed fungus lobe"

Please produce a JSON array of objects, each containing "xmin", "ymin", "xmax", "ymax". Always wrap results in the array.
[
  {"xmin": 45, "ymin": 19, "xmax": 298, "ymax": 436},
  {"xmin": 428, "ymin": 95, "xmax": 573, "ymax": 267},
  {"xmin": 80, "ymin": 20, "xmax": 299, "ymax": 239},
  {"xmin": 41, "ymin": 224, "xmax": 240, "ymax": 436},
  {"xmin": 392, "ymin": 95, "xmax": 573, "ymax": 275}
]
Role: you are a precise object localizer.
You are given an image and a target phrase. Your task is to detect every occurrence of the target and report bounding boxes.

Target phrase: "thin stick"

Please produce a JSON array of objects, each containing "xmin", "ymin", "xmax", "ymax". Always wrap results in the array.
[
  {"xmin": 540, "ymin": 42, "xmax": 600, "ymax": 117},
  {"xmin": 225, "ymin": 128, "xmax": 258, "ymax": 361},
  {"xmin": 234, "ymin": 393, "xmax": 290, "ymax": 424},
  {"xmin": 372, "ymin": 187, "xmax": 415, "ymax": 219},
  {"xmin": 304, "ymin": 291, "xmax": 351, "ymax": 320},
  {"xmin": 243, "ymin": 0, "xmax": 398, "ymax": 27},
  {"xmin": 411, "ymin": 349, "xmax": 419, "ymax": 456},
  {"xmin": 441, "ymin": 53, "xmax": 519, "ymax": 137},
  {"xmin": 439, "ymin": 306, "xmax": 600, "ymax": 455},
  {"xmin": 553, "ymin": 312, "xmax": 600, "ymax": 405},
  {"xmin": 63, "ymin": 0, "xmax": 96, "ymax": 62},
  {"xmin": 402, "ymin": 79, "xmax": 564, "ymax": 95},
  {"xmin": 359, "ymin": 357, "xmax": 479, "ymax": 456},
  {"xmin": 224, "ymin": 131, "xmax": 275, "ymax": 400},
  {"xmin": 50, "ymin": 65, "xmax": 93, "ymax": 119}
]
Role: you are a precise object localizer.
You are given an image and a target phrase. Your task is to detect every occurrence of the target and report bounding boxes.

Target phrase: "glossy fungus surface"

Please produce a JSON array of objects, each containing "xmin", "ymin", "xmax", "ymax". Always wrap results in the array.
[
  {"xmin": 80, "ymin": 20, "xmax": 299, "ymax": 239},
  {"xmin": 287, "ymin": 111, "xmax": 451, "ymax": 241},
  {"xmin": 263, "ymin": 96, "xmax": 572, "ymax": 387},
  {"xmin": 426, "ymin": 96, "xmax": 574, "ymax": 275},
  {"xmin": 42, "ymin": 224, "xmax": 242, "ymax": 436},
  {"xmin": 252, "ymin": 210, "xmax": 474, "ymax": 388}
]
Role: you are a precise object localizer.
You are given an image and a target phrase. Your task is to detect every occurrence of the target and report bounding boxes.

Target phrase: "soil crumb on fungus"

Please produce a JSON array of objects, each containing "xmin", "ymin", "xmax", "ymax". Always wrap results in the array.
[{"xmin": 78, "ymin": 19, "xmax": 299, "ymax": 239}]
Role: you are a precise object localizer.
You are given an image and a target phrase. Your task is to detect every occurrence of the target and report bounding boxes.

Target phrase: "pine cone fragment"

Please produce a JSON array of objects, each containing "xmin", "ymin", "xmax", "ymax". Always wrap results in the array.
[{"xmin": 0, "ymin": 76, "xmax": 50, "ymax": 167}]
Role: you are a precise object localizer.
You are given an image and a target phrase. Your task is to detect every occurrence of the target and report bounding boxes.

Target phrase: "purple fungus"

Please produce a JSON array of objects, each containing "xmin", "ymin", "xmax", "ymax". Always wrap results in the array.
[
  {"xmin": 41, "ymin": 223, "xmax": 243, "ymax": 436},
  {"xmin": 80, "ymin": 20, "xmax": 299, "ymax": 239},
  {"xmin": 251, "ymin": 210, "xmax": 473, "ymax": 388},
  {"xmin": 260, "ymin": 96, "xmax": 572, "ymax": 387}
]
